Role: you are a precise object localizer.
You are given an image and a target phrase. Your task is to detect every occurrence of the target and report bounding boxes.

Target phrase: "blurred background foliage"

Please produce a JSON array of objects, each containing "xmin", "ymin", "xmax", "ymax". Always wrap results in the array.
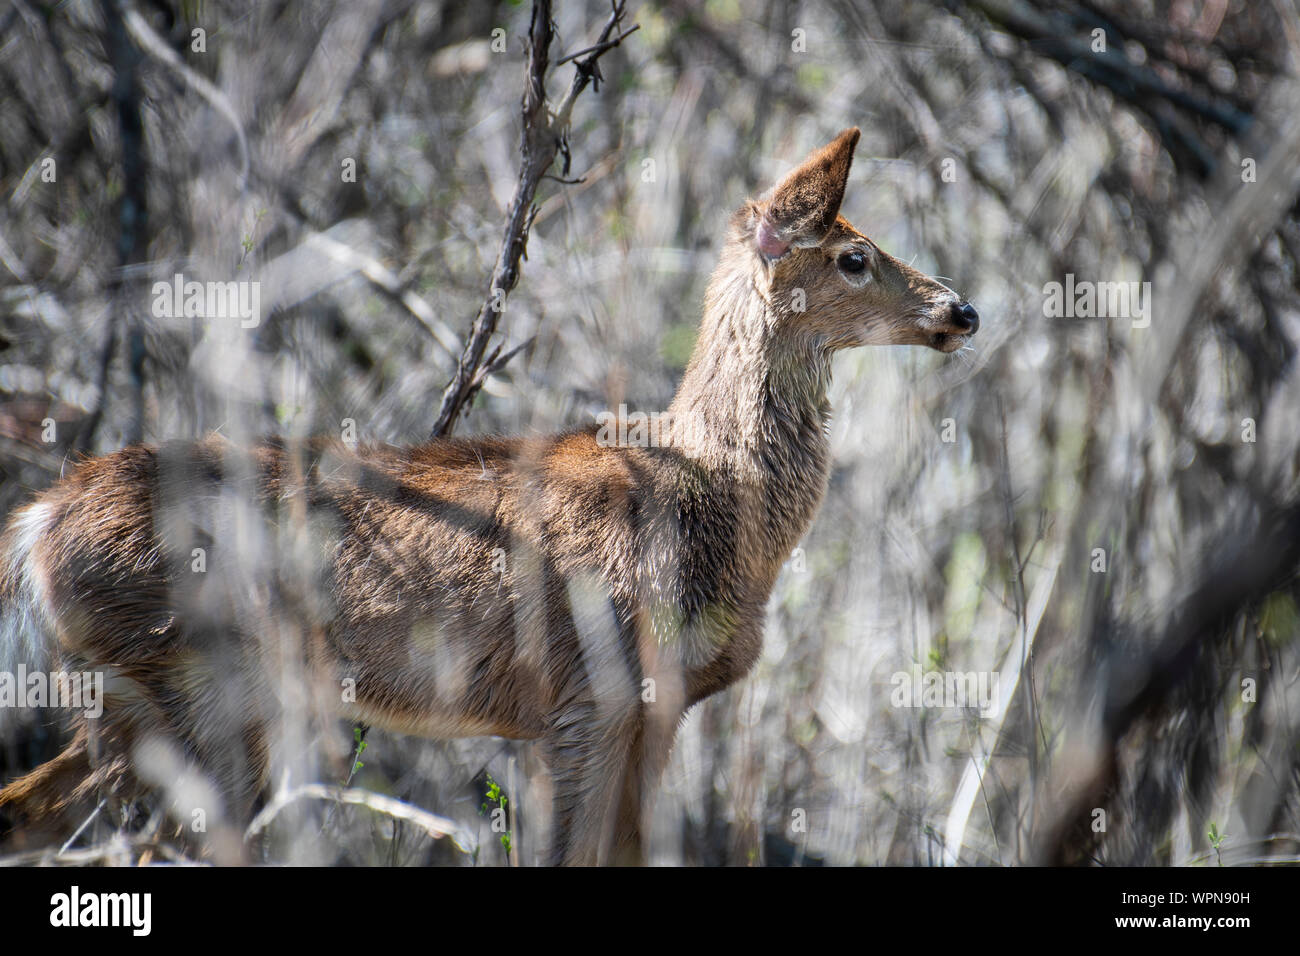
[{"xmin": 2, "ymin": 0, "xmax": 1300, "ymax": 865}]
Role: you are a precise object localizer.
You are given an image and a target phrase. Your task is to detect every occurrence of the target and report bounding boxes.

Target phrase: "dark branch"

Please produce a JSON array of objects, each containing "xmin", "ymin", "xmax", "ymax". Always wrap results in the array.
[
  {"xmin": 963, "ymin": 0, "xmax": 1253, "ymax": 177},
  {"xmin": 81, "ymin": 0, "xmax": 148, "ymax": 452},
  {"xmin": 430, "ymin": 0, "xmax": 635, "ymax": 439},
  {"xmin": 556, "ymin": 23, "xmax": 640, "ymax": 66}
]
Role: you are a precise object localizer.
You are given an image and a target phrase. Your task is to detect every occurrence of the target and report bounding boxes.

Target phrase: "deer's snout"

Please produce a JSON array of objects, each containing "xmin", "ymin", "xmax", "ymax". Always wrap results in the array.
[{"xmin": 950, "ymin": 301, "xmax": 979, "ymax": 334}]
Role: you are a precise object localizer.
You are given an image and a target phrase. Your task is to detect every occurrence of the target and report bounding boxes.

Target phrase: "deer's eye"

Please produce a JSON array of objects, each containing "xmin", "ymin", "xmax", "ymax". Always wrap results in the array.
[{"xmin": 837, "ymin": 251, "xmax": 868, "ymax": 275}]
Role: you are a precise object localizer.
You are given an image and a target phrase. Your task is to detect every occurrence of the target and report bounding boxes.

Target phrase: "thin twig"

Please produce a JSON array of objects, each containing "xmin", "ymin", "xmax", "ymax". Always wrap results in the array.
[
  {"xmin": 57, "ymin": 798, "xmax": 107, "ymax": 856},
  {"xmin": 304, "ymin": 230, "xmax": 463, "ymax": 357},
  {"xmin": 555, "ymin": 23, "xmax": 641, "ymax": 65}
]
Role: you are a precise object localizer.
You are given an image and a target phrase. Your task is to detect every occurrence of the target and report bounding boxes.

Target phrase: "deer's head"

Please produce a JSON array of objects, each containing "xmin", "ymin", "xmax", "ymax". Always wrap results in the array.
[{"xmin": 740, "ymin": 127, "xmax": 977, "ymax": 354}]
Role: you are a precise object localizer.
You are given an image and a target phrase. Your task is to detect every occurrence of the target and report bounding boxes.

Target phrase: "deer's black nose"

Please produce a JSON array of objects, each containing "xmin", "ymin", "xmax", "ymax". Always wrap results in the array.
[{"xmin": 951, "ymin": 301, "xmax": 979, "ymax": 334}]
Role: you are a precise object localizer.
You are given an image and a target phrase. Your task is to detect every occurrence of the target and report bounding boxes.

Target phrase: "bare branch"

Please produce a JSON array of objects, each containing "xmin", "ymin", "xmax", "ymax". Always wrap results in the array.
[
  {"xmin": 556, "ymin": 23, "xmax": 641, "ymax": 66},
  {"xmin": 121, "ymin": 2, "xmax": 250, "ymax": 187},
  {"xmin": 82, "ymin": 0, "xmax": 149, "ymax": 452},
  {"xmin": 964, "ymin": 0, "xmax": 1252, "ymax": 176},
  {"xmin": 303, "ymin": 230, "xmax": 463, "ymax": 357},
  {"xmin": 430, "ymin": 0, "xmax": 635, "ymax": 438},
  {"xmin": 245, "ymin": 782, "xmax": 474, "ymax": 852}
]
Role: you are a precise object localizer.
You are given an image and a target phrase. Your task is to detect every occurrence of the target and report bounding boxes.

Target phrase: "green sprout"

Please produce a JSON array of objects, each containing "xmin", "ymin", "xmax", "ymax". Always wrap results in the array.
[
  {"xmin": 480, "ymin": 773, "xmax": 513, "ymax": 857},
  {"xmin": 1207, "ymin": 823, "xmax": 1224, "ymax": 866},
  {"xmin": 238, "ymin": 207, "xmax": 268, "ymax": 269},
  {"xmin": 349, "ymin": 725, "xmax": 367, "ymax": 777}
]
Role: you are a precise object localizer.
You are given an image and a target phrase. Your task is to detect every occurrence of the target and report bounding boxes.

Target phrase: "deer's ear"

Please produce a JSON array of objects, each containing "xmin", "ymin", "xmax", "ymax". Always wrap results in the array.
[{"xmin": 756, "ymin": 127, "xmax": 860, "ymax": 259}]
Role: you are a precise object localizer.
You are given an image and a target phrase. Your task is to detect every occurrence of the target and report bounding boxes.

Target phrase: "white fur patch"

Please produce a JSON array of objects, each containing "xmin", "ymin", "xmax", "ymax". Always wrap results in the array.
[{"xmin": 0, "ymin": 501, "xmax": 56, "ymax": 693}]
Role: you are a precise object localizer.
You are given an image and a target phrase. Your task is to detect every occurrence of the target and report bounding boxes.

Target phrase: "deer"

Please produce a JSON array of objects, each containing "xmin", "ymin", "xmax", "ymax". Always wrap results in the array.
[{"xmin": 0, "ymin": 128, "xmax": 977, "ymax": 865}]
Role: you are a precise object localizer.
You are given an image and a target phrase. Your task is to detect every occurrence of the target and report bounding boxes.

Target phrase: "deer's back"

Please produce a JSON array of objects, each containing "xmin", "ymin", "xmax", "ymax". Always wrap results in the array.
[{"xmin": 0, "ymin": 430, "xmax": 690, "ymax": 742}]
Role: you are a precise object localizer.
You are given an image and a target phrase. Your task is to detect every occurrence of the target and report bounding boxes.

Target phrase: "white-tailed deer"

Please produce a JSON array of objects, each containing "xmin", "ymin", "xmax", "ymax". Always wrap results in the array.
[{"xmin": 0, "ymin": 128, "xmax": 976, "ymax": 864}]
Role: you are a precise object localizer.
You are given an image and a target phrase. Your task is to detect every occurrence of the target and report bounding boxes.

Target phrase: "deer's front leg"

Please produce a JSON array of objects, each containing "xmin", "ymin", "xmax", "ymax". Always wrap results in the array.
[
  {"xmin": 542, "ymin": 692, "xmax": 644, "ymax": 866},
  {"xmin": 607, "ymin": 704, "xmax": 682, "ymax": 866},
  {"xmin": 544, "ymin": 675, "xmax": 685, "ymax": 865}
]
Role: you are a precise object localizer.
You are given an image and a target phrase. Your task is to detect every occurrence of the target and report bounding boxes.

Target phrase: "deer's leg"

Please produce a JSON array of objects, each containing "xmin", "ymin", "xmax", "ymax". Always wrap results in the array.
[
  {"xmin": 0, "ymin": 725, "xmax": 92, "ymax": 826},
  {"xmin": 543, "ymin": 694, "xmax": 642, "ymax": 866},
  {"xmin": 544, "ymin": 695, "xmax": 683, "ymax": 866},
  {"xmin": 604, "ymin": 630, "xmax": 689, "ymax": 865},
  {"xmin": 607, "ymin": 704, "xmax": 682, "ymax": 866},
  {"xmin": 0, "ymin": 722, "xmax": 134, "ymax": 844}
]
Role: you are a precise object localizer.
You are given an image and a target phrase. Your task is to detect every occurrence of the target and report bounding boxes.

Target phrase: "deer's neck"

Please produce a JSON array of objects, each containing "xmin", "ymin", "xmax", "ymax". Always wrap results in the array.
[{"xmin": 666, "ymin": 243, "xmax": 833, "ymax": 563}]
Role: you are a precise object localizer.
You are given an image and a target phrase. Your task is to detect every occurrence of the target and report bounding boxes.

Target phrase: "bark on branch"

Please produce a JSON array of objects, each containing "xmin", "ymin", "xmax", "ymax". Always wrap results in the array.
[{"xmin": 429, "ymin": 0, "xmax": 638, "ymax": 438}]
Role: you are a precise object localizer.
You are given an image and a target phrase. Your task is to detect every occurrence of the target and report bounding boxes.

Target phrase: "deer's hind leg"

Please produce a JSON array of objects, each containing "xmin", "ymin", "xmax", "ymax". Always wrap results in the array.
[{"xmin": 0, "ymin": 722, "xmax": 133, "ymax": 849}]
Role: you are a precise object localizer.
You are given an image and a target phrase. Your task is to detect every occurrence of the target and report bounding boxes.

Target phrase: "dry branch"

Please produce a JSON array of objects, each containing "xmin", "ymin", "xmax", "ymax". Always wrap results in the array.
[
  {"xmin": 965, "ymin": 0, "xmax": 1252, "ymax": 176},
  {"xmin": 245, "ymin": 783, "xmax": 474, "ymax": 853},
  {"xmin": 1033, "ymin": 501, "xmax": 1300, "ymax": 864},
  {"xmin": 429, "ymin": 0, "xmax": 637, "ymax": 438}
]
